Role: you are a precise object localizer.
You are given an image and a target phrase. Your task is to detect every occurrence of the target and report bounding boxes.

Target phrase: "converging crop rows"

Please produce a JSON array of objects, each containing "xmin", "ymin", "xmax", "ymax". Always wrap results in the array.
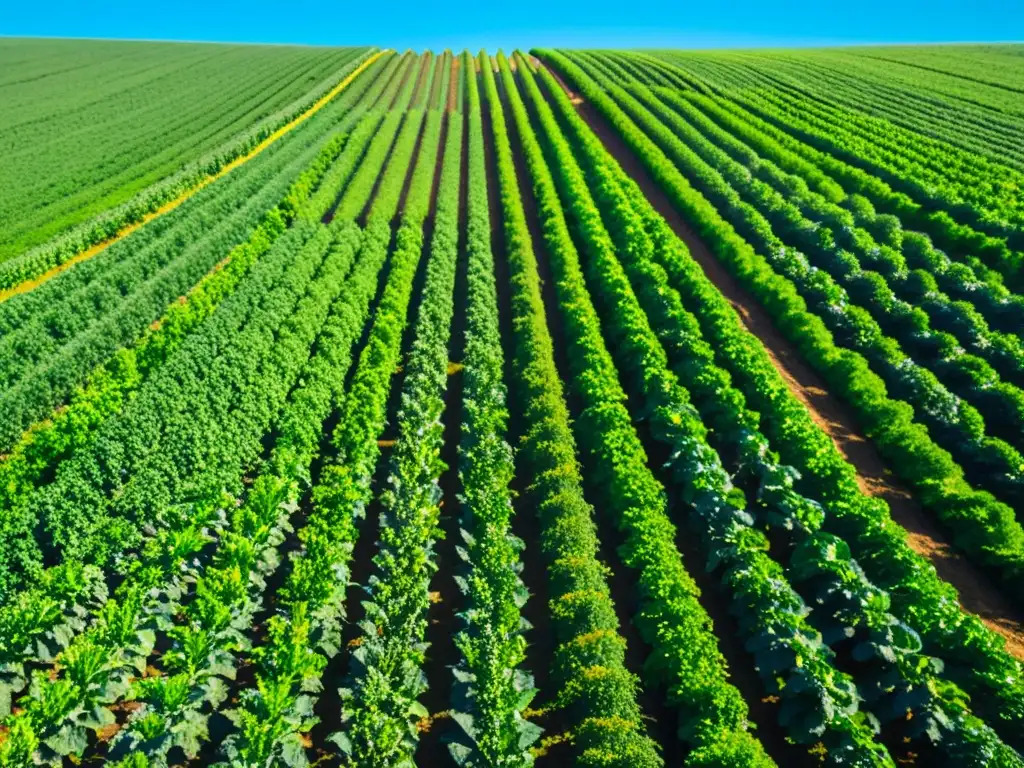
[{"xmin": 0, "ymin": 41, "xmax": 1022, "ymax": 768}]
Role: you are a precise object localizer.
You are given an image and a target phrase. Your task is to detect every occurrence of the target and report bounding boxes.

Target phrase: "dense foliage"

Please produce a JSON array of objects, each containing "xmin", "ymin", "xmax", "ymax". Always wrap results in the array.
[
  {"xmin": 0, "ymin": 40, "xmax": 374, "ymax": 265},
  {"xmin": 2, "ymin": 44, "xmax": 1023, "ymax": 768}
]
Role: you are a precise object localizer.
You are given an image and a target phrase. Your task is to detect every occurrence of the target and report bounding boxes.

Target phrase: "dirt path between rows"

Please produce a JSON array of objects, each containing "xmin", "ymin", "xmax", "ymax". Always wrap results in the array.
[
  {"xmin": 447, "ymin": 55, "xmax": 459, "ymax": 113},
  {"xmin": 538, "ymin": 62, "xmax": 1024, "ymax": 660}
]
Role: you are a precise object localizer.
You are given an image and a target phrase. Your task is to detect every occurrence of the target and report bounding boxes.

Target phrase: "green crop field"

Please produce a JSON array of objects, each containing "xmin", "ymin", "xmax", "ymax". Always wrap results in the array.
[
  {"xmin": 1, "ymin": 42, "xmax": 1023, "ymax": 768},
  {"xmin": 0, "ymin": 39, "xmax": 373, "ymax": 262}
]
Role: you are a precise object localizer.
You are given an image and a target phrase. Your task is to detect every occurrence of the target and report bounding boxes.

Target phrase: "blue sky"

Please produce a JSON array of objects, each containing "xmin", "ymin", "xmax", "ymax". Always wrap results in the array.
[{"xmin": 2, "ymin": 0, "xmax": 1021, "ymax": 51}]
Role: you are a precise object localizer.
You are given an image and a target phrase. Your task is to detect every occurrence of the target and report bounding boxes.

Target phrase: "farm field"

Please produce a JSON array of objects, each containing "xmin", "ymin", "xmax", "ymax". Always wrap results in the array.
[
  {"xmin": 1, "ymin": 42, "xmax": 1023, "ymax": 768},
  {"xmin": 0, "ymin": 40, "xmax": 374, "ymax": 265}
]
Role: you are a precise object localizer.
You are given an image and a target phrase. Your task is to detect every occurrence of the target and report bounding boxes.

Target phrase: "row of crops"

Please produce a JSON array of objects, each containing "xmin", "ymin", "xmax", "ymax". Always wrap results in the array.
[
  {"xmin": 539, "ymin": 48, "xmax": 1024, "ymax": 583},
  {"xmin": 1, "ymin": 41, "xmax": 1023, "ymax": 767},
  {"xmin": 531, "ymin": 45, "xmax": 1024, "ymax": 763},
  {"xmin": 0, "ymin": 41, "xmax": 378, "ymax": 265},
  {"xmin": 644, "ymin": 46, "xmax": 1024, "ymax": 173}
]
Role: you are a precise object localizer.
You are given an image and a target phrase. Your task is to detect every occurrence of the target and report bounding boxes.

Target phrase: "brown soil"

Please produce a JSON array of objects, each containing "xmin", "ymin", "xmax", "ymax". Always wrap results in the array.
[
  {"xmin": 537, "ymin": 58, "xmax": 582, "ymax": 105},
  {"xmin": 447, "ymin": 56, "xmax": 460, "ymax": 113},
  {"xmin": 534, "ymin": 61, "xmax": 1024, "ymax": 660},
  {"xmin": 92, "ymin": 699, "xmax": 143, "ymax": 748}
]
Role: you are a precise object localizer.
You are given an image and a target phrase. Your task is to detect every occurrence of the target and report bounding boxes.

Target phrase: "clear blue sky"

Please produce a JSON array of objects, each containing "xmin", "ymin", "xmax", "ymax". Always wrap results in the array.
[{"xmin": 1, "ymin": 0, "xmax": 1021, "ymax": 51}]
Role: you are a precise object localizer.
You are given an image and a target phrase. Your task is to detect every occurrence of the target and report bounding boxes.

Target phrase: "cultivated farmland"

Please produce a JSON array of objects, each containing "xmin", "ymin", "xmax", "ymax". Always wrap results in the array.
[
  {"xmin": 0, "ymin": 41, "xmax": 374, "ymax": 264},
  {"xmin": 1, "ymin": 43, "xmax": 1023, "ymax": 768}
]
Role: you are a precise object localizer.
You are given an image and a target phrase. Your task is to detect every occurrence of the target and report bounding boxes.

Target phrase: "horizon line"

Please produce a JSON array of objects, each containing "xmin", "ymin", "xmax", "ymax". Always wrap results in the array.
[{"xmin": 2, "ymin": 32, "xmax": 1022, "ymax": 52}]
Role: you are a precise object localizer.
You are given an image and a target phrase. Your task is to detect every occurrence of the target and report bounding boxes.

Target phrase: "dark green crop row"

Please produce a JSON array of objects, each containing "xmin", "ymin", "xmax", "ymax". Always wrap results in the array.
[
  {"xmin": 538, "ymin": 50, "xmax": 1024, "ymax": 601},
  {"xmin": 611, "ymin": 79, "xmax": 1024, "ymax": 495},
  {"xmin": 470, "ymin": 52, "xmax": 664, "ymax": 767},
  {"xmin": 0, "ymin": 217, "xmax": 363, "ymax": 766},
  {"xmin": 217, "ymin": 80, "xmax": 438, "ymax": 764},
  {"xmin": 332, "ymin": 102, "xmax": 452, "ymax": 765},
  {"xmin": 446, "ymin": 55, "xmax": 539, "ymax": 768},
  {"xmin": 522, "ymin": 53, "xmax": 1019, "ymax": 762},
  {"xmin": 675, "ymin": 91, "xmax": 1024, "ymax": 339},
  {"xmin": 503, "ymin": 53, "xmax": 777, "ymax": 766},
  {"xmin": 0, "ymin": 54, "xmax": 412, "ymax": 605},
  {"xmin": 533, "ymin": 50, "xmax": 1024, "ymax": 749}
]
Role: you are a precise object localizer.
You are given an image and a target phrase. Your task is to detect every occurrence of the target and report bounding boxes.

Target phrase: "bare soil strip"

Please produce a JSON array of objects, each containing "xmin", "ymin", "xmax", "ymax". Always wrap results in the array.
[
  {"xmin": 538, "ymin": 63, "xmax": 1024, "ymax": 659},
  {"xmin": 447, "ymin": 56, "xmax": 460, "ymax": 113}
]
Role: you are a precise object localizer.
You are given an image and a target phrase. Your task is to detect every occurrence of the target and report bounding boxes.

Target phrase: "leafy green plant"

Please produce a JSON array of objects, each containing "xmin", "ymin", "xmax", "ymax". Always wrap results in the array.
[
  {"xmin": 444, "ymin": 55, "xmax": 540, "ymax": 768},
  {"xmin": 331, "ymin": 104, "xmax": 454, "ymax": 767},
  {"xmin": 217, "ymin": 59, "xmax": 443, "ymax": 767},
  {"xmin": 533, "ymin": 49, "xmax": 1024, "ymax": 754},
  {"xmin": 497, "ymin": 51, "xmax": 773, "ymax": 767}
]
